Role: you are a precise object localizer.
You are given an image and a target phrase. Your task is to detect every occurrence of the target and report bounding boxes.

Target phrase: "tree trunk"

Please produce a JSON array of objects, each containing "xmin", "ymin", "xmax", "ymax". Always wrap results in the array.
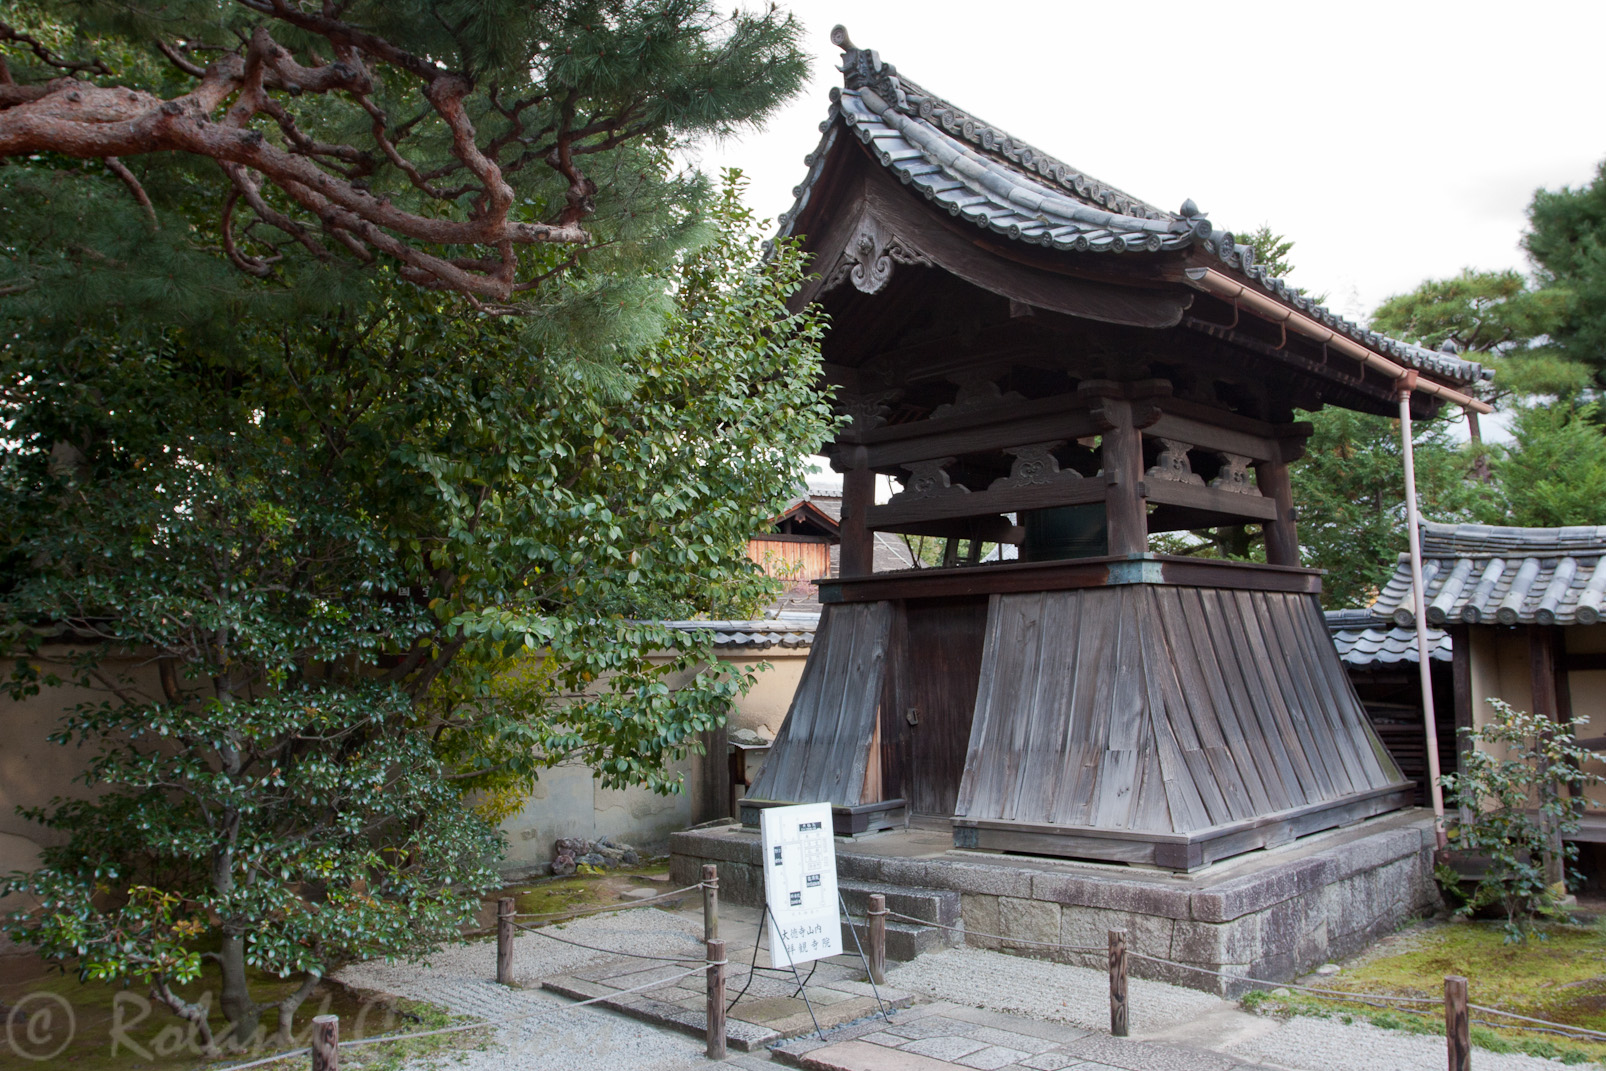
[
  {"xmin": 274, "ymin": 972, "xmax": 323, "ymax": 1047},
  {"xmin": 217, "ymin": 932, "xmax": 263, "ymax": 1049}
]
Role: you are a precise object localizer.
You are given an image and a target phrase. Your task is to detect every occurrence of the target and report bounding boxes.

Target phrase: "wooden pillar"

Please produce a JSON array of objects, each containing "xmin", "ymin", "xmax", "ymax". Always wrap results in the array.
[
  {"xmin": 1087, "ymin": 391, "xmax": 1146, "ymax": 556},
  {"xmin": 705, "ymin": 938, "xmax": 727, "ymax": 1059},
  {"xmin": 866, "ymin": 893, "xmax": 887, "ymax": 986},
  {"xmin": 1256, "ymin": 457, "xmax": 1299, "ymax": 567},
  {"xmin": 496, "ymin": 897, "xmax": 515, "ymax": 985},
  {"xmin": 312, "ymin": 1014, "xmax": 339, "ymax": 1071},
  {"xmin": 839, "ymin": 449, "xmax": 875, "ymax": 577},
  {"xmin": 1260, "ymin": 425, "xmax": 1309, "ymax": 568},
  {"xmin": 1529, "ymin": 625, "xmax": 1565, "ymax": 886},
  {"xmin": 1445, "ymin": 975, "xmax": 1470, "ymax": 1071},
  {"xmin": 1108, "ymin": 929, "xmax": 1128, "ymax": 1037},
  {"xmin": 1450, "ymin": 625, "xmax": 1473, "ymax": 825},
  {"xmin": 702, "ymin": 864, "xmax": 719, "ymax": 942},
  {"xmin": 696, "ymin": 722, "xmax": 729, "ymax": 824}
]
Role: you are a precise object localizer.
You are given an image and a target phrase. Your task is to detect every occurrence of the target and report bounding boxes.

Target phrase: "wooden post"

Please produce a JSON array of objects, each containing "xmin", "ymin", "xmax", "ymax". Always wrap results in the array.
[
  {"xmin": 311, "ymin": 1014, "xmax": 339, "ymax": 1071},
  {"xmin": 702, "ymin": 864, "xmax": 719, "ymax": 942},
  {"xmin": 496, "ymin": 896, "xmax": 515, "ymax": 986},
  {"xmin": 839, "ymin": 456, "xmax": 875, "ymax": 577},
  {"xmin": 1108, "ymin": 928, "xmax": 1128, "ymax": 1038},
  {"xmin": 1445, "ymin": 974, "xmax": 1470, "ymax": 1071},
  {"xmin": 1529, "ymin": 625, "xmax": 1566, "ymax": 887},
  {"xmin": 1093, "ymin": 396, "xmax": 1147, "ymax": 557},
  {"xmin": 867, "ymin": 893, "xmax": 887, "ymax": 986},
  {"xmin": 705, "ymin": 938, "xmax": 727, "ymax": 1060},
  {"xmin": 1256, "ymin": 457, "xmax": 1299, "ymax": 567}
]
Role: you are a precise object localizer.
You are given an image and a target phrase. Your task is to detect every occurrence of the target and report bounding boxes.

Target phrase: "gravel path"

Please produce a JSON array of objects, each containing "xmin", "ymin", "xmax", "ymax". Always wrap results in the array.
[
  {"xmin": 1229, "ymin": 1013, "xmax": 1588, "ymax": 1071},
  {"xmin": 337, "ymin": 912, "xmax": 1594, "ymax": 1070},
  {"xmin": 335, "ymin": 908, "xmax": 711, "ymax": 1071},
  {"xmin": 885, "ymin": 947, "xmax": 1591, "ymax": 1070},
  {"xmin": 884, "ymin": 946, "xmax": 1223, "ymax": 1034}
]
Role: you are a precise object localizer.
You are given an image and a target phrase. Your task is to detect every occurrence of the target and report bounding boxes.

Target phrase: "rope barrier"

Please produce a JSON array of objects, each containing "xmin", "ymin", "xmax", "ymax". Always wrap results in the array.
[
  {"xmin": 881, "ymin": 908, "xmax": 1104, "ymax": 954},
  {"xmin": 510, "ymin": 919, "xmax": 705, "ymax": 964},
  {"xmin": 1466, "ymin": 1004, "xmax": 1606, "ymax": 1043},
  {"xmin": 873, "ymin": 903, "xmax": 1606, "ymax": 1047}
]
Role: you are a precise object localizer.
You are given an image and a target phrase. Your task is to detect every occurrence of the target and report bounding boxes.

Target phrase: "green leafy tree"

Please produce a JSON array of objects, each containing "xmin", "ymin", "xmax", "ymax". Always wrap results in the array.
[
  {"xmin": 1527, "ymin": 157, "xmax": 1606, "ymax": 387},
  {"xmin": 1440, "ymin": 700, "xmax": 1604, "ymax": 941},
  {"xmin": 1239, "ymin": 224, "xmax": 1297, "ymax": 279},
  {"xmin": 0, "ymin": 175, "xmax": 834, "ymax": 1051},
  {"xmin": 1291, "ymin": 408, "xmax": 1487, "ymax": 609},
  {"xmin": 1481, "ymin": 402, "xmax": 1606, "ymax": 527},
  {"xmin": 1371, "ymin": 268, "xmax": 1582, "ymax": 403}
]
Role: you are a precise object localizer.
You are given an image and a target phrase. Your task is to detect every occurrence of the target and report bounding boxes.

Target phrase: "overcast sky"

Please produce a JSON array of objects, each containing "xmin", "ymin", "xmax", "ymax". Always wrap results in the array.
[{"xmin": 695, "ymin": 0, "xmax": 1604, "ymax": 323}]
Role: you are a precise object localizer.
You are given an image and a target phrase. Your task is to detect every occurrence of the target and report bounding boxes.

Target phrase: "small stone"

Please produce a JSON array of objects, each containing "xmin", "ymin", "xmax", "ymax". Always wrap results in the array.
[
  {"xmin": 1314, "ymin": 963, "xmax": 1341, "ymax": 976},
  {"xmin": 620, "ymin": 887, "xmax": 660, "ymax": 902},
  {"xmin": 1271, "ymin": 987, "xmax": 1292, "ymax": 997}
]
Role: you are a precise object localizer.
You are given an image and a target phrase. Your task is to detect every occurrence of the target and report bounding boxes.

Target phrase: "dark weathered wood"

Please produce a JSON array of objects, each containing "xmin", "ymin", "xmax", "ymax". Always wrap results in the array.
[
  {"xmin": 1143, "ymin": 478, "xmax": 1279, "ymax": 521},
  {"xmin": 892, "ymin": 597, "xmax": 989, "ymax": 816},
  {"xmin": 1529, "ymin": 625, "xmax": 1566, "ymax": 886},
  {"xmin": 1091, "ymin": 396, "xmax": 1148, "ymax": 556},
  {"xmin": 839, "ymin": 460, "xmax": 875, "ymax": 577},
  {"xmin": 852, "ymin": 398, "xmax": 1104, "ymax": 469},
  {"xmin": 312, "ymin": 1014, "xmax": 339, "ymax": 1071},
  {"xmin": 747, "ymin": 603, "xmax": 893, "ymax": 807},
  {"xmin": 867, "ymin": 893, "xmax": 888, "ymax": 986},
  {"xmin": 1256, "ymin": 456, "xmax": 1300, "ymax": 567},
  {"xmin": 818, "ymin": 554, "xmax": 1321, "ymax": 605},
  {"xmin": 706, "ymin": 938, "xmax": 727, "ymax": 1060},
  {"xmin": 952, "ymin": 584, "xmax": 1409, "ymax": 863},
  {"xmin": 1109, "ymin": 929, "xmax": 1129, "ymax": 1037},
  {"xmin": 1146, "ymin": 411, "xmax": 1279, "ymax": 464},
  {"xmin": 1445, "ymin": 975, "xmax": 1470, "ymax": 1071},
  {"xmin": 701, "ymin": 864, "xmax": 718, "ymax": 942},
  {"xmin": 696, "ymin": 720, "xmax": 730, "ymax": 825},
  {"xmin": 496, "ymin": 897, "xmax": 514, "ymax": 986},
  {"xmin": 865, "ymin": 475, "xmax": 1105, "ymax": 531},
  {"xmin": 955, "ymin": 785, "xmax": 1413, "ymax": 868}
]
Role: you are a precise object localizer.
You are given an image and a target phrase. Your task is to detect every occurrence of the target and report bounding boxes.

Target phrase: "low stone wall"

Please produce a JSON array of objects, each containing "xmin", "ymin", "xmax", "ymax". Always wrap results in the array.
[{"xmin": 670, "ymin": 812, "xmax": 1442, "ymax": 995}]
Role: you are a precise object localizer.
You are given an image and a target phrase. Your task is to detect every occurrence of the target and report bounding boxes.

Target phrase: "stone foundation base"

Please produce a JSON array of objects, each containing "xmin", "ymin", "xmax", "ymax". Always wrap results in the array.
[{"xmin": 670, "ymin": 810, "xmax": 1442, "ymax": 995}]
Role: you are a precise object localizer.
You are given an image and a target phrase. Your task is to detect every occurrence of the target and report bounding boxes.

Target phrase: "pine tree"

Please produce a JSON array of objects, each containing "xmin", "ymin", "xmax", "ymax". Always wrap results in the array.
[{"xmin": 0, "ymin": 1, "xmax": 809, "ymax": 319}]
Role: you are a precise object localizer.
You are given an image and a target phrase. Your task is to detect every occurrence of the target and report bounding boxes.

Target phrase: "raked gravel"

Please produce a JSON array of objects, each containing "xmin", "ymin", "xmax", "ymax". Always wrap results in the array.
[
  {"xmin": 335, "ymin": 907, "xmax": 711, "ymax": 1071},
  {"xmin": 884, "ymin": 947, "xmax": 1590, "ymax": 1070}
]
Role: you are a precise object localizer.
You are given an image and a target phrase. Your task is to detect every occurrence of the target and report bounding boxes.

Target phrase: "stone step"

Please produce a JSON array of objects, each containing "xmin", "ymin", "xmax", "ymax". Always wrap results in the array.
[
  {"xmin": 837, "ymin": 879, "xmax": 960, "ymax": 929},
  {"xmin": 838, "ymin": 916, "xmax": 947, "ymax": 962}
]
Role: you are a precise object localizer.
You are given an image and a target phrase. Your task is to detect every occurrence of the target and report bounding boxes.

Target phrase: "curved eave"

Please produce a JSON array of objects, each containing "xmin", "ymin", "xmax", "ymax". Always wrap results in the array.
[
  {"xmin": 776, "ymin": 36, "xmax": 1491, "ymax": 403},
  {"xmin": 778, "ymin": 90, "xmax": 1201, "ymax": 257},
  {"xmin": 1196, "ymin": 239, "xmax": 1490, "ymax": 390}
]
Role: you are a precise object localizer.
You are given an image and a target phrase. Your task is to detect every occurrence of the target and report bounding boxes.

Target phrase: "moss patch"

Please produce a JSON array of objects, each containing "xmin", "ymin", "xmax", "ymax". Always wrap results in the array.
[
  {"xmin": 1, "ymin": 955, "xmax": 477, "ymax": 1071},
  {"xmin": 1241, "ymin": 918, "xmax": 1606, "ymax": 1066},
  {"xmin": 497, "ymin": 858, "xmax": 674, "ymax": 921}
]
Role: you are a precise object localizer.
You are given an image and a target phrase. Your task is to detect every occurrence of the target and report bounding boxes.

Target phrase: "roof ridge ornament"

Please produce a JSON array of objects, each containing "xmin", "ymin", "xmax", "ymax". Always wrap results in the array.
[{"xmin": 832, "ymin": 25, "xmax": 908, "ymax": 111}]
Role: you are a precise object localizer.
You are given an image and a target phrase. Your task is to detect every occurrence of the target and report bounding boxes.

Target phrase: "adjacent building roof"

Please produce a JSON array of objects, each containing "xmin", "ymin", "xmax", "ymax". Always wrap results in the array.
[
  {"xmin": 663, "ymin": 614, "xmax": 818, "ymax": 650},
  {"xmin": 780, "ymin": 26, "xmax": 1489, "ymax": 389},
  {"xmin": 1325, "ymin": 608, "xmax": 1450, "ymax": 667},
  {"xmin": 1374, "ymin": 523, "xmax": 1606, "ymax": 628}
]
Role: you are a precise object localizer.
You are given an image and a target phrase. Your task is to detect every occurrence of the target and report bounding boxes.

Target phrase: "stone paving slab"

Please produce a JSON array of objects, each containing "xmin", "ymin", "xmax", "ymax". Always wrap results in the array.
[
  {"xmin": 542, "ymin": 974, "xmax": 781, "ymax": 1052},
  {"xmin": 770, "ymin": 1003, "xmax": 1257, "ymax": 1071}
]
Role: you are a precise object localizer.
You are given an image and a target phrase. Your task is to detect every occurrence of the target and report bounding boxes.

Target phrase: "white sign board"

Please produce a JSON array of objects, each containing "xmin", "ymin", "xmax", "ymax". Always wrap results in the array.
[{"xmin": 759, "ymin": 802, "xmax": 842, "ymax": 968}]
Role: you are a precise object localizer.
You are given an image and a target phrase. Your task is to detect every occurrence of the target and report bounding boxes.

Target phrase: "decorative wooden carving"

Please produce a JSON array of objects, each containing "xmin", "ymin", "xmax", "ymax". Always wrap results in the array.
[
  {"xmin": 822, "ymin": 214, "xmax": 933, "ymax": 296},
  {"xmin": 1146, "ymin": 439, "xmax": 1203, "ymax": 486},
  {"xmin": 930, "ymin": 376, "xmax": 1025, "ymax": 420},
  {"xmin": 838, "ymin": 390, "xmax": 898, "ymax": 433},
  {"xmin": 891, "ymin": 458, "xmax": 968, "ymax": 502},
  {"xmin": 1210, "ymin": 452, "xmax": 1260, "ymax": 496},
  {"xmin": 989, "ymin": 442, "xmax": 1080, "ymax": 490}
]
